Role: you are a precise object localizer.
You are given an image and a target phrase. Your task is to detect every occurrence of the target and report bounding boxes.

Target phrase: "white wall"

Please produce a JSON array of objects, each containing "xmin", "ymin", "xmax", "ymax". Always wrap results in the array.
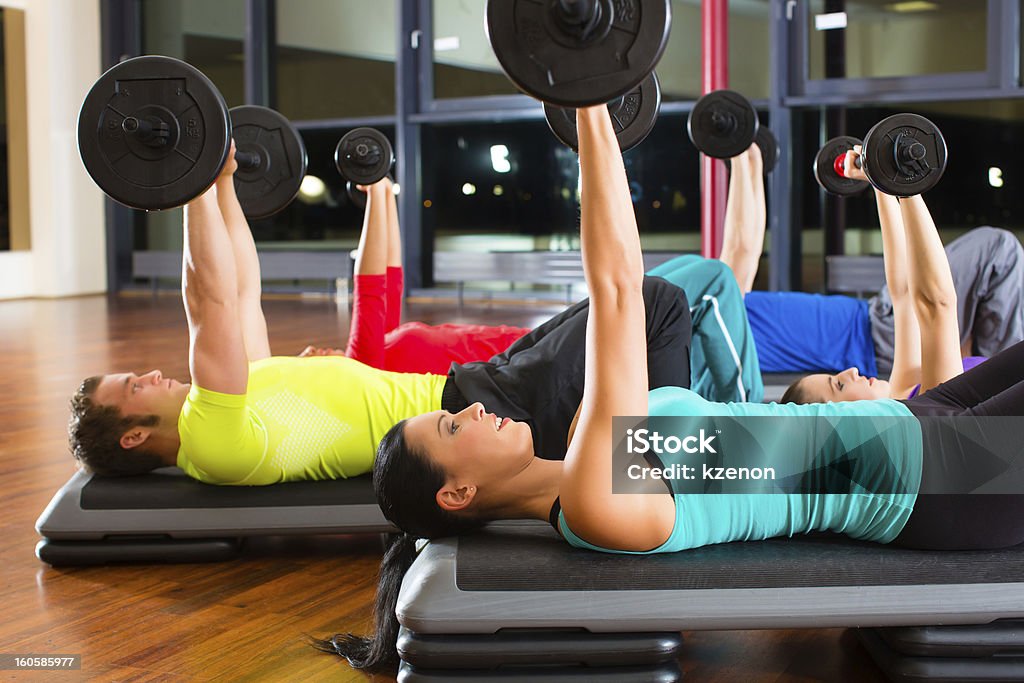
[{"xmin": 0, "ymin": 0, "xmax": 105, "ymax": 300}]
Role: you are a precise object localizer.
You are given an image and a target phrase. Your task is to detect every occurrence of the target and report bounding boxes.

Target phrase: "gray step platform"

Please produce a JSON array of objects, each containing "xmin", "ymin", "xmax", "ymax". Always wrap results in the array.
[
  {"xmin": 397, "ymin": 627, "xmax": 682, "ymax": 668},
  {"xmin": 399, "ymin": 526, "xmax": 1024, "ymax": 635},
  {"xmin": 858, "ymin": 628, "xmax": 1024, "ymax": 682},
  {"xmin": 397, "ymin": 661, "xmax": 681, "ymax": 682},
  {"xmin": 874, "ymin": 620, "xmax": 1024, "ymax": 658},
  {"xmin": 36, "ymin": 537, "xmax": 242, "ymax": 566},
  {"xmin": 397, "ymin": 526, "xmax": 1024, "ymax": 679},
  {"xmin": 35, "ymin": 469, "xmax": 394, "ymax": 565}
]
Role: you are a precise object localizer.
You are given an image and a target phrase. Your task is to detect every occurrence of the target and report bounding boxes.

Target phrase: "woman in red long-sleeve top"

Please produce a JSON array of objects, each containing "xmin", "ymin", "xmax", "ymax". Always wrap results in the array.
[{"xmin": 301, "ymin": 177, "xmax": 529, "ymax": 375}]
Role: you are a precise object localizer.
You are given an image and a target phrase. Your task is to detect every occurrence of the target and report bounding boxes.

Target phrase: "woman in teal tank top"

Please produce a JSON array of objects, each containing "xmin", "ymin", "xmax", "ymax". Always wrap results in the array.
[{"xmin": 318, "ymin": 106, "xmax": 1024, "ymax": 674}]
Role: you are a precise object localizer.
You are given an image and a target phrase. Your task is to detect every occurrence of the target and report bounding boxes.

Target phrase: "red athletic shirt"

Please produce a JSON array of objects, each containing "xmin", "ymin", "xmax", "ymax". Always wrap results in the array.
[{"xmin": 344, "ymin": 268, "xmax": 529, "ymax": 374}]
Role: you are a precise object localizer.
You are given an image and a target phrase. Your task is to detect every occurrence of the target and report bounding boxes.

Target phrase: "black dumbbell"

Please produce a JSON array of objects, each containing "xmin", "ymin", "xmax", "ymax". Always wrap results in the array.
[
  {"xmin": 78, "ymin": 56, "xmax": 307, "ymax": 219},
  {"xmin": 814, "ymin": 136, "xmax": 869, "ymax": 197},
  {"xmin": 229, "ymin": 106, "xmax": 309, "ymax": 219},
  {"xmin": 753, "ymin": 126, "xmax": 779, "ymax": 175},
  {"xmin": 722, "ymin": 125, "xmax": 779, "ymax": 176},
  {"xmin": 486, "ymin": 0, "xmax": 672, "ymax": 108},
  {"xmin": 689, "ymin": 90, "xmax": 778, "ymax": 173},
  {"xmin": 335, "ymin": 128, "xmax": 395, "ymax": 209},
  {"xmin": 814, "ymin": 114, "xmax": 947, "ymax": 197},
  {"xmin": 687, "ymin": 89, "xmax": 759, "ymax": 160},
  {"xmin": 543, "ymin": 71, "xmax": 662, "ymax": 152}
]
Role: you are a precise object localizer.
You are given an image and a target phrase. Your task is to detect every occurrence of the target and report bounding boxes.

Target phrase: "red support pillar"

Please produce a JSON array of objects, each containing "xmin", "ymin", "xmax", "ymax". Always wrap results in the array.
[{"xmin": 701, "ymin": 0, "xmax": 728, "ymax": 258}]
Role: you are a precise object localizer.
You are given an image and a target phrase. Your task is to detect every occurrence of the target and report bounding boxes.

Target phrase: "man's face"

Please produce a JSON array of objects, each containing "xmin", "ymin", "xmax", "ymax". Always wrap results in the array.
[{"xmin": 93, "ymin": 370, "xmax": 190, "ymax": 421}]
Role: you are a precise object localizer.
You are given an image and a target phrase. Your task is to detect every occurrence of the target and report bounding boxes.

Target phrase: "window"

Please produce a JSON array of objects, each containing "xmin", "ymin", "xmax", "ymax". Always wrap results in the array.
[
  {"xmin": 807, "ymin": 0, "xmax": 988, "ymax": 81},
  {"xmin": 431, "ymin": 0, "xmax": 520, "ymax": 100},
  {"xmin": 660, "ymin": 0, "xmax": 771, "ymax": 102},
  {"xmin": 421, "ymin": 115, "xmax": 701, "ymax": 255},
  {"xmin": 799, "ymin": 100, "xmax": 1024, "ymax": 290},
  {"xmin": 274, "ymin": 0, "xmax": 397, "ymax": 120},
  {"xmin": 141, "ymin": 0, "xmax": 245, "ymax": 106},
  {"xmin": 250, "ymin": 125, "xmax": 395, "ymax": 245}
]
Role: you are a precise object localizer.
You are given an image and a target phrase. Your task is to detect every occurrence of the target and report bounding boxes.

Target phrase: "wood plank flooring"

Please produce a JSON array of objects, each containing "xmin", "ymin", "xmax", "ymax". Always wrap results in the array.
[{"xmin": 0, "ymin": 293, "xmax": 888, "ymax": 682}]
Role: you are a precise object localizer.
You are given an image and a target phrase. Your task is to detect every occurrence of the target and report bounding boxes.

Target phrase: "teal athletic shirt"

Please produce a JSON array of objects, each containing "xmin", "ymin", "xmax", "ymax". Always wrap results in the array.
[{"xmin": 557, "ymin": 387, "xmax": 922, "ymax": 554}]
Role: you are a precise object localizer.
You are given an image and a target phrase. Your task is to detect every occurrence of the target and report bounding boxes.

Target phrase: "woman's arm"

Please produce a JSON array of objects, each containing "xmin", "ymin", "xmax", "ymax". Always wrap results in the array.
[
  {"xmin": 344, "ymin": 180, "xmax": 392, "ymax": 369},
  {"xmin": 878, "ymin": 188, "xmax": 924, "ymax": 397},
  {"xmin": 384, "ymin": 178, "xmax": 403, "ymax": 333},
  {"xmin": 845, "ymin": 148, "xmax": 922, "ymax": 396},
  {"xmin": 558, "ymin": 106, "xmax": 675, "ymax": 552},
  {"xmin": 719, "ymin": 145, "xmax": 764, "ymax": 294},
  {"xmin": 385, "ymin": 177, "xmax": 402, "ymax": 270},
  {"xmin": 355, "ymin": 181, "xmax": 390, "ymax": 276},
  {"xmin": 899, "ymin": 194, "xmax": 963, "ymax": 392}
]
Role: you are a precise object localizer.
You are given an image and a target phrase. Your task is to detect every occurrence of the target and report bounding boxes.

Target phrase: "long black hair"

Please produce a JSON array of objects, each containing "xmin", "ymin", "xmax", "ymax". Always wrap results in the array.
[{"xmin": 312, "ymin": 419, "xmax": 486, "ymax": 673}]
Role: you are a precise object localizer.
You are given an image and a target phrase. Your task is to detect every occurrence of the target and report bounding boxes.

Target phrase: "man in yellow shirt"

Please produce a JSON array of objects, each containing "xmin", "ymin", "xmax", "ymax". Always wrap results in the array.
[{"xmin": 68, "ymin": 145, "xmax": 693, "ymax": 485}]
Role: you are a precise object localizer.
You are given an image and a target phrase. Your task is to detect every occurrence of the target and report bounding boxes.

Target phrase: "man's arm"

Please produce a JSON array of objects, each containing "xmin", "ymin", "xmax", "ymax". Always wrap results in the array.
[
  {"xmin": 183, "ymin": 164, "xmax": 249, "ymax": 395},
  {"xmin": 215, "ymin": 143, "xmax": 271, "ymax": 361}
]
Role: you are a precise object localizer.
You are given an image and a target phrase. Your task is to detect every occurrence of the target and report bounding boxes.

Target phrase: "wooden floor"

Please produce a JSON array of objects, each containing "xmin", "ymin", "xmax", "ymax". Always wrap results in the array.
[{"xmin": 0, "ymin": 292, "xmax": 890, "ymax": 682}]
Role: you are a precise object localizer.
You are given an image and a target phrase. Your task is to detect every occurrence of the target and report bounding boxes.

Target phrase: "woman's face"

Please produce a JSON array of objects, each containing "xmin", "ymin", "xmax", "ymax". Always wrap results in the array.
[
  {"xmin": 800, "ymin": 367, "xmax": 890, "ymax": 403},
  {"xmin": 403, "ymin": 402, "xmax": 536, "ymax": 489}
]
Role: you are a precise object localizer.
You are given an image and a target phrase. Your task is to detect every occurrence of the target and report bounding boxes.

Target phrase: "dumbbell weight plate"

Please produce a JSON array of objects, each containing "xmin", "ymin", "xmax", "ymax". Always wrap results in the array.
[
  {"xmin": 813, "ymin": 136, "xmax": 869, "ymax": 197},
  {"xmin": 485, "ymin": 0, "xmax": 672, "ymax": 108},
  {"xmin": 347, "ymin": 181, "xmax": 366, "ymax": 210},
  {"xmin": 756, "ymin": 126, "xmax": 779, "ymax": 174},
  {"xmin": 862, "ymin": 113, "xmax": 947, "ymax": 197},
  {"xmin": 229, "ymin": 106, "xmax": 308, "ymax": 220},
  {"xmin": 543, "ymin": 71, "xmax": 661, "ymax": 152},
  {"xmin": 335, "ymin": 128, "xmax": 394, "ymax": 186},
  {"xmin": 78, "ymin": 55, "xmax": 230, "ymax": 210},
  {"xmin": 687, "ymin": 90, "xmax": 759, "ymax": 159},
  {"xmin": 724, "ymin": 125, "xmax": 779, "ymax": 175},
  {"xmin": 346, "ymin": 176, "xmax": 394, "ymax": 210}
]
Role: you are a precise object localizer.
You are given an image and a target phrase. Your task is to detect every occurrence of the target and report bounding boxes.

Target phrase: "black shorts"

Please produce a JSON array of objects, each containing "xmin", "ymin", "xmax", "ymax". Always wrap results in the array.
[
  {"xmin": 442, "ymin": 276, "xmax": 692, "ymax": 460},
  {"xmin": 894, "ymin": 339, "xmax": 1024, "ymax": 549}
]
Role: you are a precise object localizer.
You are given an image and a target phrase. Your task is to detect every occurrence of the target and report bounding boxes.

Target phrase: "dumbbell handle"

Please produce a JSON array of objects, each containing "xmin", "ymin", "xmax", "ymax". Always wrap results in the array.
[
  {"xmin": 235, "ymin": 150, "xmax": 261, "ymax": 170},
  {"xmin": 833, "ymin": 152, "xmax": 863, "ymax": 178},
  {"xmin": 898, "ymin": 138, "xmax": 927, "ymax": 164},
  {"xmin": 555, "ymin": 0, "xmax": 602, "ymax": 41},
  {"xmin": 122, "ymin": 116, "xmax": 170, "ymax": 147},
  {"xmin": 559, "ymin": 0, "xmax": 598, "ymax": 22},
  {"xmin": 346, "ymin": 144, "xmax": 382, "ymax": 168}
]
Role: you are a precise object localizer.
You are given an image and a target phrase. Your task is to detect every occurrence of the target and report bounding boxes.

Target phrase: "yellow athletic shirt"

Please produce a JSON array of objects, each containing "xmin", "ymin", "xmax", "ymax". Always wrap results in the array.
[{"xmin": 175, "ymin": 356, "xmax": 446, "ymax": 485}]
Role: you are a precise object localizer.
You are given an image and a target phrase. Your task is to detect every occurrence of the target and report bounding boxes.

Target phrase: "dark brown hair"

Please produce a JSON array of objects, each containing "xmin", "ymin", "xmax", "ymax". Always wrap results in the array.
[
  {"xmin": 780, "ymin": 375, "xmax": 816, "ymax": 405},
  {"xmin": 68, "ymin": 376, "xmax": 164, "ymax": 476}
]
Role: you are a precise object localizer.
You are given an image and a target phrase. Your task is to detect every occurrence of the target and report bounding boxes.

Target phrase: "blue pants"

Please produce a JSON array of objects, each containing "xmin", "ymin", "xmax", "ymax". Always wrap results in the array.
[{"xmin": 647, "ymin": 255, "xmax": 763, "ymax": 402}]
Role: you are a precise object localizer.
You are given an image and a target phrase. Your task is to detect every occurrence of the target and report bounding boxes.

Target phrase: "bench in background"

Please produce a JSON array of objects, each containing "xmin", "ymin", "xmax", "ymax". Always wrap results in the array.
[
  {"xmin": 132, "ymin": 250, "xmax": 351, "ymax": 294},
  {"xmin": 432, "ymin": 250, "xmax": 691, "ymax": 305},
  {"xmin": 825, "ymin": 255, "xmax": 885, "ymax": 297}
]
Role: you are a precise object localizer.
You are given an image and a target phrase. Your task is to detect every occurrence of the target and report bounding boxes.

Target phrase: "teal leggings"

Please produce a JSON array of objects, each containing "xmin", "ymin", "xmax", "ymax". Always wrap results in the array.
[{"xmin": 648, "ymin": 255, "xmax": 763, "ymax": 402}]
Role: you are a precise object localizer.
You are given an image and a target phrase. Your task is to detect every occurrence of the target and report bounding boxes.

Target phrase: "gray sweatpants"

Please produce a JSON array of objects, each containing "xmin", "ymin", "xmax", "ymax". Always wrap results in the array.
[{"xmin": 870, "ymin": 227, "xmax": 1024, "ymax": 374}]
